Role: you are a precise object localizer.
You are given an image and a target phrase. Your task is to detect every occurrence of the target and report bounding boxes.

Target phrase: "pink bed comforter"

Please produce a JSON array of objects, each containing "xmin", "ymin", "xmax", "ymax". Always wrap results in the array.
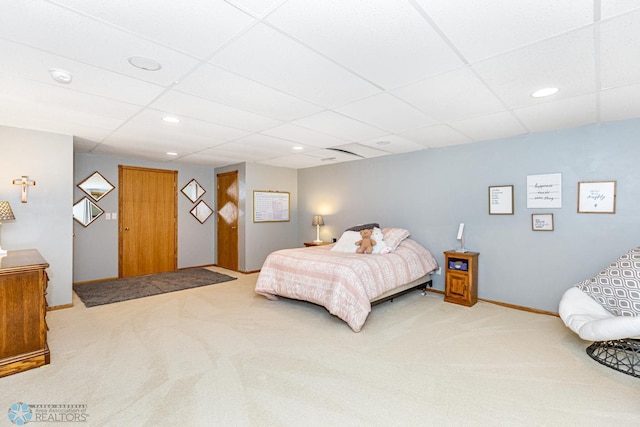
[{"xmin": 255, "ymin": 239, "xmax": 438, "ymax": 332}]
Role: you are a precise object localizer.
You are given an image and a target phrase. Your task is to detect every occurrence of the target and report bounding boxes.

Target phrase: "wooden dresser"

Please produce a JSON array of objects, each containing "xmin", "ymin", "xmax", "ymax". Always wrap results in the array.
[{"xmin": 0, "ymin": 249, "xmax": 50, "ymax": 377}]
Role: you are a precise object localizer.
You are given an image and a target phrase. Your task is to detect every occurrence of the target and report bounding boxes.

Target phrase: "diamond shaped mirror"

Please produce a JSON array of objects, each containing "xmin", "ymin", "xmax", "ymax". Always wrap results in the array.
[
  {"xmin": 73, "ymin": 197, "xmax": 104, "ymax": 227},
  {"xmin": 78, "ymin": 171, "xmax": 115, "ymax": 202},
  {"xmin": 190, "ymin": 200, "xmax": 213, "ymax": 224},
  {"xmin": 181, "ymin": 179, "xmax": 206, "ymax": 203}
]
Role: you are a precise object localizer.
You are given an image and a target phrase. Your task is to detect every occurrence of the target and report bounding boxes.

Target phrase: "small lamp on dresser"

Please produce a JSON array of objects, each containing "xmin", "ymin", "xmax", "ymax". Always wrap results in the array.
[
  {"xmin": 312, "ymin": 215, "xmax": 324, "ymax": 243},
  {"xmin": 0, "ymin": 201, "xmax": 16, "ymax": 256}
]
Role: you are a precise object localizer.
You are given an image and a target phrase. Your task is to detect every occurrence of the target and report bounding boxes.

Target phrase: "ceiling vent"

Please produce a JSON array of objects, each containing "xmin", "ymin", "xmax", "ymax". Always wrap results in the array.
[{"xmin": 326, "ymin": 143, "xmax": 389, "ymax": 159}]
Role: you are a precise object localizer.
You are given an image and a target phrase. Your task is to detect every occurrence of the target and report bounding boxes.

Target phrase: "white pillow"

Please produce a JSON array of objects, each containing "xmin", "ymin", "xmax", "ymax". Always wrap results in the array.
[
  {"xmin": 330, "ymin": 231, "xmax": 361, "ymax": 253},
  {"xmin": 382, "ymin": 228, "xmax": 410, "ymax": 251},
  {"xmin": 371, "ymin": 227, "xmax": 389, "ymax": 254}
]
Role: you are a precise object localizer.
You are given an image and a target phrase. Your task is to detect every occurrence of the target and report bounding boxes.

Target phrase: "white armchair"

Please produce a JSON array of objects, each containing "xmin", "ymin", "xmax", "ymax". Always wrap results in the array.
[{"xmin": 558, "ymin": 247, "xmax": 640, "ymax": 378}]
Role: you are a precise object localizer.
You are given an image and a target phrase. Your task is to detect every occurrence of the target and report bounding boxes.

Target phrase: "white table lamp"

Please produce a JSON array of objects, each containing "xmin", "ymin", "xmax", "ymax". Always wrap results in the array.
[{"xmin": 312, "ymin": 215, "xmax": 324, "ymax": 243}]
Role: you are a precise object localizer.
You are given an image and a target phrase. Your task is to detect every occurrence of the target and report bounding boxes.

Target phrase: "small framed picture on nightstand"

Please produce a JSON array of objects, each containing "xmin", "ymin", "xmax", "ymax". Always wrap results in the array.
[{"xmin": 532, "ymin": 213, "xmax": 554, "ymax": 231}]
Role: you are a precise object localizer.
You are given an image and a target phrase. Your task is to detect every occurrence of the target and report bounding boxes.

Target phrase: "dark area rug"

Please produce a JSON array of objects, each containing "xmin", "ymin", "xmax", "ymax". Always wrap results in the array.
[{"xmin": 73, "ymin": 268, "xmax": 237, "ymax": 307}]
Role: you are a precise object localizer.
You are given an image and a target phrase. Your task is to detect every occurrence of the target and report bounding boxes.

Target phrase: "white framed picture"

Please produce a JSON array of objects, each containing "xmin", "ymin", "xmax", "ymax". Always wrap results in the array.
[
  {"xmin": 578, "ymin": 181, "xmax": 616, "ymax": 214},
  {"xmin": 488, "ymin": 185, "xmax": 514, "ymax": 215},
  {"xmin": 532, "ymin": 213, "xmax": 554, "ymax": 231},
  {"xmin": 527, "ymin": 173, "xmax": 562, "ymax": 208}
]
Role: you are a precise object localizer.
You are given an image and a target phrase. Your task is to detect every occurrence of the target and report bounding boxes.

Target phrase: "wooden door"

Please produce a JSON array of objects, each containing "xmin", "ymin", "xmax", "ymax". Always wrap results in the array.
[
  {"xmin": 216, "ymin": 171, "xmax": 238, "ymax": 271},
  {"xmin": 119, "ymin": 166, "xmax": 177, "ymax": 277}
]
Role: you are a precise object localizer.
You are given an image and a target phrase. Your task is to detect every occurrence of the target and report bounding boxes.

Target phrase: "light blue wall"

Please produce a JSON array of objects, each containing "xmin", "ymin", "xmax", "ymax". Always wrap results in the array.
[
  {"xmin": 74, "ymin": 153, "xmax": 215, "ymax": 282},
  {"xmin": 245, "ymin": 163, "xmax": 298, "ymax": 271},
  {"xmin": 0, "ymin": 125, "xmax": 73, "ymax": 307},
  {"xmin": 297, "ymin": 119, "xmax": 640, "ymax": 313},
  {"xmin": 215, "ymin": 162, "xmax": 298, "ymax": 272}
]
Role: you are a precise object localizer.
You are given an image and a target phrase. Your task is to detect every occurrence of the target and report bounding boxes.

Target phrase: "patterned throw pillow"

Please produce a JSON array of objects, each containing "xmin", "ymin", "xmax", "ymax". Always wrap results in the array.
[
  {"xmin": 576, "ymin": 247, "xmax": 640, "ymax": 316},
  {"xmin": 381, "ymin": 228, "xmax": 410, "ymax": 251}
]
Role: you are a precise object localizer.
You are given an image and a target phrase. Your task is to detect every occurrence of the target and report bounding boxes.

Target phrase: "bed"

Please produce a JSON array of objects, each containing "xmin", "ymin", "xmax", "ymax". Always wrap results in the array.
[{"xmin": 255, "ymin": 227, "xmax": 438, "ymax": 332}]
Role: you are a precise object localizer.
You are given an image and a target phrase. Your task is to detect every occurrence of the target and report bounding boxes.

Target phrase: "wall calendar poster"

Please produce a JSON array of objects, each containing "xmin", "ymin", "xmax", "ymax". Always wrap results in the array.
[{"xmin": 253, "ymin": 191, "xmax": 290, "ymax": 222}]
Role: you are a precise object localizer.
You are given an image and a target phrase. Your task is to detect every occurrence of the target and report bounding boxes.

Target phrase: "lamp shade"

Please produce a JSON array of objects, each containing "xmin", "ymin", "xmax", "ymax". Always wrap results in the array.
[
  {"xmin": 0, "ymin": 201, "xmax": 15, "ymax": 222},
  {"xmin": 312, "ymin": 215, "xmax": 324, "ymax": 226}
]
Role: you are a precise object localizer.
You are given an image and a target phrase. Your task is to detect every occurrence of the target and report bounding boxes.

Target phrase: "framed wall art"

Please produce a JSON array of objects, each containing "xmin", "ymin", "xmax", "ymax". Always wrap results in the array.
[
  {"xmin": 527, "ymin": 173, "xmax": 562, "ymax": 208},
  {"xmin": 532, "ymin": 213, "xmax": 554, "ymax": 231},
  {"xmin": 578, "ymin": 181, "xmax": 616, "ymax": 214},
  {"xmin": 488, "ymin": 185, "xmax": 514, "ymax": 215},
  {"xmin": 253, "ymin": 191, "xmax": 290, "ymax": 222}
]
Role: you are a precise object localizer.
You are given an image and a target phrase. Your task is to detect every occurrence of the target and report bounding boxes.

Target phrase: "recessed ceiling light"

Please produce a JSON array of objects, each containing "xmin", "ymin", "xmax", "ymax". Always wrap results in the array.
[
  {"xmin": 128, "ymin": 56, "xmax": 162, "ymax": 71},
  {"xmin": 166, "ymin": 152, "xmax": 178, "ymax": 156},
  {"xmin": 162, "ymin": 116, "xmax": 181, "ymax": 124},
  {"xmin": 49, "ymin": 68, "xmax": 73, "ymax": 84},
  {"xmin": 292, "ymin": 146, "xmax": 304, "ymax": 151},
  {"xmin": 531, "ymin": 87, "xmax": 559, "ymax": 98}
]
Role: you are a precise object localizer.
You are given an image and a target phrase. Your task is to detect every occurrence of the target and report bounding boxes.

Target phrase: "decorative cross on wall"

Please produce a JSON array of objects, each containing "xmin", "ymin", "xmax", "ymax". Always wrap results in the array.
[{"xmin": 12, "ymin": 176, "xmax": 36, "ymax": 203}]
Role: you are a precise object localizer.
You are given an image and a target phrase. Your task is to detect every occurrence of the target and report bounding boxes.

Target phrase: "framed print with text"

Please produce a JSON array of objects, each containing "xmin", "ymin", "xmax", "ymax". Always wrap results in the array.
[
  {"xmin": 527, "ymin": 173, "xmax": 562, "ymax": 208},
  {"xmin": 488, "ymin": 185, "xmax": 514, "ymax": 215},
  {"xmin": 578, "ymin": 181, "xmax": 616, "ymax": 214},
  {"xmin": 532, "ymin": 213, "xmax": 554, "ymax": 231}
]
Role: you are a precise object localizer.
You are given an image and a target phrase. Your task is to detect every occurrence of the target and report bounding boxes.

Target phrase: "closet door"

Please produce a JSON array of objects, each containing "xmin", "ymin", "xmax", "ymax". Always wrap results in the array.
[
  {"xmin": 119, "ymin": 166, "xmax": 177, "ymax": 277},
  {"xmin": 216, "ymin": 170, "xmax": 238, "ymax": 271}
]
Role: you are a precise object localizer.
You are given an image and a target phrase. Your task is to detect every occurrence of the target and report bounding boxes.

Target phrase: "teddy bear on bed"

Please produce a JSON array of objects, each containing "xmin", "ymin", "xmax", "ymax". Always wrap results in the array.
[{"xmin": 355, "ymin": 228, "xmax": 376, "ymax": 254}]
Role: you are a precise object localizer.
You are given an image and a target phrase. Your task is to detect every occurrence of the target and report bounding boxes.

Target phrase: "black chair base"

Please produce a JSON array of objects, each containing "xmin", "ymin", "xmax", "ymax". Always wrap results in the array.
[{"xmin": 586, "ymin": 338, "xmax": 640, "ymax": 378}]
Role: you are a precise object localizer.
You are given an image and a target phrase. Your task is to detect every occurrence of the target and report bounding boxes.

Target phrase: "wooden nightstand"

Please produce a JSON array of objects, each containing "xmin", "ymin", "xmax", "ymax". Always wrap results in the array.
[
  {"xmin": 303, "ymin": 241, "xmax": 331, "ymax": 247},
  {"xmin": 443, "ymin": 250, "xmax": 479, "ymax": 307}
]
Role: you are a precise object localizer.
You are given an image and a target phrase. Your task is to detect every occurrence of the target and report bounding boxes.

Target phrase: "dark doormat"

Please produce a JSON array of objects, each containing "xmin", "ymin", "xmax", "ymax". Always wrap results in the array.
[{"xmin": 73, "ymin": 268, "xmax": 237, "ymax": 307}]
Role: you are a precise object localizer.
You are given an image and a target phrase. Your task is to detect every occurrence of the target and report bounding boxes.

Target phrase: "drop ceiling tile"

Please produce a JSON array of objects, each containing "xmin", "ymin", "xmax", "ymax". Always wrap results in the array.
[
  {"xmin": 0, "ymin": 75, "xmax": 140, "ymax": 133},
  {"xmin": 472, "ymin": 28, "xmax": 595, "ymax": 109},
  {"xmin": 260, "ymin": 123, "xmax": 350, "ymax": 148},
  {"xmin": 358, "ymin": 135, "xmax": 429, "ymax": 154},
  {"xmin": 233, "ymin": 133, "xmax": 316, "ymax": 156},
  {"xmin": 51, "ymin": 0, "xmax": 255, "ymax": 59},
  {"xmin": 601, "ymin": 0, "xmax": 640, "ymax": 18},
  {"xmin": 0, "ymin": 1, "xmax": 199, "ymax": 86},
  {"xmin": 513, "ymin": 94, "xmax": 597, "ymax": 133},
  {"xmin": 449, "ymin": 111, "xmax": 528, "ymax": 142},
  {"xmin": 335, "ymin": 93, "xmax": 437, "ymax": 133},
  {"xmin": 90, "ymin": 143, "xmax": 191, "ymax": 163},
  {"xmin": 392, "ymin": 67, "xmax": 505, "ymax": 122},
  {"xmin": 226, "ymin": 0, "xmax": 287, "ymax": 17},
  {"xmin": 109, "ymin": 109, "xmax": 250, "ymax": 146},
  {"xmin": 415, "ymin": 0, "xmax": 592, "ymax": 62},
  {"xmin": 205, "ymin": 142, "xmax": 277, "ymax": 162},
  {"xmin": 600, "ymin": 84, "xmax": 640, "ymax": 122},
  {"xmin": 176, "ymin": 64, "xmax": 323, "ymax": 121},
  {"xmin": 291, "ymin": 111, "xmax": 387, "ymax": 142},
  {"xmin": 211, "ymin": 23, "xmax": 379, "ymax": 107},
  {"xmin": 265, "ymin": 0, "xmax": 463, "ymax": 88},
  {"xmin": 0, "ymin": 38, "xmax": 164, "ymax": 106},
  {"xmin": 600, "ymin": 10, "xmax": 640, "ymax": 89},
  {"xmin": 171, "ymin": 150, "xmax": 244, "ymax": 168},
  {"xmin": 258, "ymin": 153, "xmax": 326, "ymax": 169},
  {"xmin": 151, "ymin": 90, "xmax": 282, "ymax": 133},
  {"xmin": 399, "ymin": 124, "xmax": 471, "ymax": 148}
]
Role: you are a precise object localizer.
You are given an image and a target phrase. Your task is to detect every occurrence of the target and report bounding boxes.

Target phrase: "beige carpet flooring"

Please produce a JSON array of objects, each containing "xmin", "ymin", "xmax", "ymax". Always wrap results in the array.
[{"xmin": 2, "ymin": 267, "xmax": 639, "ymax": 426}]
